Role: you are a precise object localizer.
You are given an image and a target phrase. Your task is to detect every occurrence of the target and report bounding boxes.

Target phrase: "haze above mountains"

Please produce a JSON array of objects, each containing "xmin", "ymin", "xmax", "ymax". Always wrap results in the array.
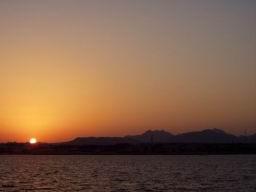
[{"xmin": 66, "ymin": 129, "xmax": 256, "ymax": 145}]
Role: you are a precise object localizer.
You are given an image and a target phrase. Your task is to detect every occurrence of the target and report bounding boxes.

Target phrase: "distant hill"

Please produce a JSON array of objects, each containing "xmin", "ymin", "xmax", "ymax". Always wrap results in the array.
[
  {"xmin": 64, "ymin": 128, "xmax": 256, "ymax": 145},
  {"xmin": 1, "ymin": 129, "xmax": 256, "ymax": 155},
  {"xmin": 64, "ymin": 137, "xmax": 137, "ymax": 146},
  {"xmin": 125, "ymin": 130, "xmax": 174, "ymax": 143},
  {"xmin": 175, "ymin": 128, "xmax": 238, "ymax": 143},
  {"xmin": 248, "ymin": 134, "xmax": 256, "ymax": 143}
]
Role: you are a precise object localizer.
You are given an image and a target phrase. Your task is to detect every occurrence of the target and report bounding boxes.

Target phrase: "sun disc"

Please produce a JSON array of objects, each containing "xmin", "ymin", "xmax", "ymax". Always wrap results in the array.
[{"xmin": 29, "ymin": 138, "xmax": 37, "ymax": 144}]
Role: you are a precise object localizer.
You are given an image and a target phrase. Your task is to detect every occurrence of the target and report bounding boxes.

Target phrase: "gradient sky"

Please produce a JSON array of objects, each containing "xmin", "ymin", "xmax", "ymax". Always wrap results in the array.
[{"xmin": 0, "ymin": 0, "xmax": 255, "ymax": 142}]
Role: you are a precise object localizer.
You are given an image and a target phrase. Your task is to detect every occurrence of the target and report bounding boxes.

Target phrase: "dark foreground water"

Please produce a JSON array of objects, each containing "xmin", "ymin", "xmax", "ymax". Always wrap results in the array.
[{"xmin": 0, "ymin": 155, "xmax": 256, "ymax": 192}]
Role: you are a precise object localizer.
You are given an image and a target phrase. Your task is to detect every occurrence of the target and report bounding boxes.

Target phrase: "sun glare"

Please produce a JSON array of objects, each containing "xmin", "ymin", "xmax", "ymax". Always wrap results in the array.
[{"xmin": 29, "ymin": 138, "xmax": 37, "ymax": 144}]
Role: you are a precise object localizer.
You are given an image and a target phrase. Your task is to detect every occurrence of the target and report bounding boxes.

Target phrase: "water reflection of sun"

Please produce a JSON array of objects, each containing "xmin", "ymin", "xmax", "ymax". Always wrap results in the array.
[{"xmin": 29, "ymin": 138, "xmax": 37, "ymax": 144}]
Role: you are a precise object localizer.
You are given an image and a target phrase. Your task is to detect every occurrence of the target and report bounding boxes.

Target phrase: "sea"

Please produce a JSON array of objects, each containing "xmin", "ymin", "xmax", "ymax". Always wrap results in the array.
[{"xmin": 0, "ymin": 155, "xmax": 255, "ymax": 192}]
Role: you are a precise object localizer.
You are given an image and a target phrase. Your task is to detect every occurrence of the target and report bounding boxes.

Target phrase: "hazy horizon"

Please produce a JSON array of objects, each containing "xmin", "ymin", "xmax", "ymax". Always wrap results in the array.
[
  {"xmin": 2, "ymin": 127, "xmax": 256, "ymax": 144},
  {"xmin": 0, "ymin": 0, "xmax": 256, "ymax": 142}
]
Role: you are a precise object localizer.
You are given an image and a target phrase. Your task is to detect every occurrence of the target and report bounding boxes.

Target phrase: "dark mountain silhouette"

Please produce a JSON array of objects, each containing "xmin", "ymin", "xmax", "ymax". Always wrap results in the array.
[
  {"xmin": 238, "ymin": 133, "xmax": 256, "ymax": 143},
  {"xmin": 248, "ymin": 134, "xmax": 256, "ymax": 143},
  {"xmin": 1, "ymin": 129, "xmax": 256, "ymax": 155},
  {"xmin": 64, "ymin": 128, "xmax": 255, "ymax": 145},
  {"xmin": 175, "ymin": 128, "xmax": 238, "ymax": 143},
  {"xmin": 125, "ymin": 130, "xmax": 174, "ymax": 143},
  {"xmin": 65, "ymin": 137, "xmax": 137, "ymax": 146}
]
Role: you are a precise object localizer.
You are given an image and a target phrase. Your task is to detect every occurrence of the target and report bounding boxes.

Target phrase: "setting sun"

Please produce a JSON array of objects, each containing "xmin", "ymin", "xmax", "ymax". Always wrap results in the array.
[
  {"xmin": 0, "ymin": 1, "xmax": 255, "ymax": 191},
  {"xmin": 29, "ymin": 138, "xmax": 37, "ymax": 144}
]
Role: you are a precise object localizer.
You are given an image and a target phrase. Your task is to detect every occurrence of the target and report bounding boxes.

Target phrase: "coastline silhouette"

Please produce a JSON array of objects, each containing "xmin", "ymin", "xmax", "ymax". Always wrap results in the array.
[{"xmin": 1, "ymin": 128, "xmax": 256, "ymax": 155}]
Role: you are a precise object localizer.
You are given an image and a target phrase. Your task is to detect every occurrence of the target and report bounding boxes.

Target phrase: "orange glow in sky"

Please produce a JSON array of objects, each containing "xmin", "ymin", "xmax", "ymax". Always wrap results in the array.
[{"xmin": 0, "ymin": 1, "xmax": 255, "ymax": 142}]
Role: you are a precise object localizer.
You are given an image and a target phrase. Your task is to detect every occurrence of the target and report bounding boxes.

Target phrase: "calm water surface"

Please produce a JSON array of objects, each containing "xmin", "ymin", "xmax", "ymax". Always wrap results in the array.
[{"xmin": 0, "ymin": 155, "xmax": 256, "ymax": 192}]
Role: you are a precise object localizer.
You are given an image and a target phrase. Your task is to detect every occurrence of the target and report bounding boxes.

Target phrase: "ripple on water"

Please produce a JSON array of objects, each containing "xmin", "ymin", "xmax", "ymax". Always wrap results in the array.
[{"xmin": 0, "ymin": 155, "xmax": 256, "ymax": 192}]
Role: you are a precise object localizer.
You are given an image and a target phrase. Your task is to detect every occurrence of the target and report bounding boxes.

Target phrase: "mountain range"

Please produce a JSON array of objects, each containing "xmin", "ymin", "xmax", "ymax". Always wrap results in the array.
[{"xmin": 65, "ymin": 128, "xmax": 256, "ymax": 145}]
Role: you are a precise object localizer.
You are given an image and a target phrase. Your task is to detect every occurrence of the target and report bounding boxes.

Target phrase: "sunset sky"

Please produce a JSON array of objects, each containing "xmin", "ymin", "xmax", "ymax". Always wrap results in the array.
[{"xmin": 0, "ymin": 0, "xmax": 255, "ymax": 142}]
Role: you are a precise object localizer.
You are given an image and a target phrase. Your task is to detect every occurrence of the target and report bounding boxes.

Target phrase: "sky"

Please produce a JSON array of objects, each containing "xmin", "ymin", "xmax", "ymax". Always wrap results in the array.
[{"xmin": 0, "ymin": 0, "xmax": 255, "ymax": 142}]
